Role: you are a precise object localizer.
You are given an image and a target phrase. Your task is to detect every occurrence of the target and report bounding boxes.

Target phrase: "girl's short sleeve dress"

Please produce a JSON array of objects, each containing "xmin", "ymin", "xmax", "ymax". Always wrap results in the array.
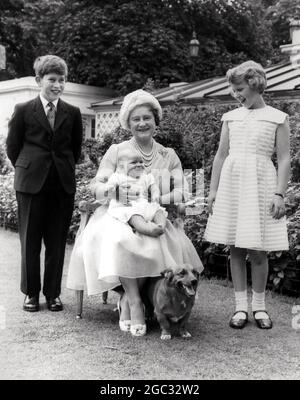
[{"xmin": 204, "ymin": 105, "xmax": 289, "ymax": 252}]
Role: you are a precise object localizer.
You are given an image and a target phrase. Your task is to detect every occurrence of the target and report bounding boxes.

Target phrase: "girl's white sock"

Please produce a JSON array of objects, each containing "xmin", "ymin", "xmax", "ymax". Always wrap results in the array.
[
  {"xmin": 232, "ymin": 290, "xmax": 248, "ymax": 320},
  {"xmin": 252, "ymin": 290, "xmax": 266, "ymax": 313}
]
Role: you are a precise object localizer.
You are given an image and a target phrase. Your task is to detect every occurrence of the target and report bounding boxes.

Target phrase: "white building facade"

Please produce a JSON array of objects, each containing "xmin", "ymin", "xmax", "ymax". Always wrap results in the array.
[{"xmin": 0, "ymin": 76, "xmax": 115, "ymax": 139}]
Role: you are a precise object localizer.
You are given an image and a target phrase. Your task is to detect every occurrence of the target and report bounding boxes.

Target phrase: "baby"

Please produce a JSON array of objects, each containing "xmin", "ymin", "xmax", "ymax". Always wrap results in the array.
[{"xmin": 103, "ymin": 147, "xmax": 167, "ymax": 237}]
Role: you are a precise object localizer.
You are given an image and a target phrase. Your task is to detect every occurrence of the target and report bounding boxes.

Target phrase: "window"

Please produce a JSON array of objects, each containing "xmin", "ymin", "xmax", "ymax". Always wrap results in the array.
[{"xmin": 91, "ymin": 118, "xmax": 96, "ymax": 139}]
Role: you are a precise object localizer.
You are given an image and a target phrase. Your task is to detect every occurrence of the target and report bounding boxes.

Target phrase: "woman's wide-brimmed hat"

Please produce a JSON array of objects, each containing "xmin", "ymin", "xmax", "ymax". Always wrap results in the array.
[{"xmin": 119, "ymin": 89, "xmax": 163, "ymax": 130}]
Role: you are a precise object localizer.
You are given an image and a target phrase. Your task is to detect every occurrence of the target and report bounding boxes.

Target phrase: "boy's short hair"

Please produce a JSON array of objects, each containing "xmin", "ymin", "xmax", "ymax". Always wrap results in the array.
[
  {"xmin": 226, "ymin": 60, "xmax": 267, "ymax": 94},
  {"xmin": 33, "ymin": 55, "xmax": 68, "ymax": 78}
]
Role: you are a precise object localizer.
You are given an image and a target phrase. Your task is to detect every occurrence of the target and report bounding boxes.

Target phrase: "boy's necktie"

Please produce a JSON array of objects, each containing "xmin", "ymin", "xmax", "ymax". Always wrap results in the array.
[{"xmin": 47, "ymin": 102, "xmax": 56, "ymax": 130}]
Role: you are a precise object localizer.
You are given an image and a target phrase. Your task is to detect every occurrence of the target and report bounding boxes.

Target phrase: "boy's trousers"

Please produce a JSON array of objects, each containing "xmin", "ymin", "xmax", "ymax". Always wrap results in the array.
[{"xmin": 16, "ymin": 165, "xmax": 74, "ymax": 298}]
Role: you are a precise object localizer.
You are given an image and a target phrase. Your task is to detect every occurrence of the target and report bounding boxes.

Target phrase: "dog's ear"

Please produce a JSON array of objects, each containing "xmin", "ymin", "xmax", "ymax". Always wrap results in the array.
[
  {"xmin": 161, "ymin": 269, "xmax": 174, "ymax": 282},
  {"xmin": 177, "ymin": 267, "xmax": 187, "ymax": 276}
]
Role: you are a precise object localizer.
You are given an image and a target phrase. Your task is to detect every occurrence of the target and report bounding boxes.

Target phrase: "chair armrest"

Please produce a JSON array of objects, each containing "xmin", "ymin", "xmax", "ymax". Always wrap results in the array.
[
  {"xmin": 176, "ymin": 203, "xmax": 186, "ymax": 217},
  {"xmin": 78, "ymin": 200, "xmax": 102, "ymax": 213},
  {"xmin": 163, "ymin": 203, "xmax": 186, "ymax": 224},
  {"xmin": 76, "ymin": 200, "xmax": 102, "ymax": 238}
]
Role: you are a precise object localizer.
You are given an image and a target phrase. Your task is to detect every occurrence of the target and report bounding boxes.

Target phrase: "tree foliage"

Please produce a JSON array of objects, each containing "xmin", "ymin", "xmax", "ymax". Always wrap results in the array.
[
  {"xmin": 0, "ymin": 0, "xmax": 64, "ymax": 78},
  {"xmin": 43, "ymin": 0, "xmax": 278, "ymax": 93},
  {"xmin": 0, "ymin": 0, "xmax": 25, "ymax": 78},
  {"xmin": 49, "ymin": 0, "xmax": 192, "ymax": 92},
  {"xmin": 266, "ymin": 0, "xmax": 300, "ymax": 57},
  {"xmin": 0, "ymin": 0, "xmax": 293, "ymax": 91}
]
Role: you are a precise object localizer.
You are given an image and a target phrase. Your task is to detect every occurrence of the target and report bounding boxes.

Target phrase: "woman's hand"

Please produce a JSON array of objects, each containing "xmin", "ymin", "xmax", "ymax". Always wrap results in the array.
[
  {"xmin": 207, "ymin": 192, "xmax": 216, "ymax": 215},
  {"xmin": 269, "ymin": 195, "xmax": 286, "ymax": 219},
  {"xmin": 117, "ymin": 183, "xmax": 140, "ymax": 205}
]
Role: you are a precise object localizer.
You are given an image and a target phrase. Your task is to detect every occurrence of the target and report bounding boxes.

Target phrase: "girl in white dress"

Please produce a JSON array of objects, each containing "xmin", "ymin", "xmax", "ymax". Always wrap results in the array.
[{"xmin": 204, "ymin": 61, "xmax": 290, "ymax": 329}]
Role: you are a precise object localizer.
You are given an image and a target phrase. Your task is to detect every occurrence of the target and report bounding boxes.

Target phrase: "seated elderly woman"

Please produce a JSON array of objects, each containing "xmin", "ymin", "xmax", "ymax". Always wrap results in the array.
[{"xmin": 66, "ymin": 89, "xmax": 203, "ymax": 337}]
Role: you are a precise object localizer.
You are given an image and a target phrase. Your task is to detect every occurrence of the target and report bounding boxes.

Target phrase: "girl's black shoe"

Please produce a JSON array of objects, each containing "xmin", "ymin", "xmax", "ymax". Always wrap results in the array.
[
  {"xmin": 229, "ymin": 311, "xmax": 248, "ymax": 329},
  {"xmin": 253, "ymin": 310, "xmax": 273, "ymax": 329}
]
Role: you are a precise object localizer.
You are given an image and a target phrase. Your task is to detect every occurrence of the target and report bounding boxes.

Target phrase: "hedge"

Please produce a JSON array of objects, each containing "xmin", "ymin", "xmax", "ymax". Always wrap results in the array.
[{"xmin": 1, "ymin": 98, "xmax": 300, "ymax": 295}]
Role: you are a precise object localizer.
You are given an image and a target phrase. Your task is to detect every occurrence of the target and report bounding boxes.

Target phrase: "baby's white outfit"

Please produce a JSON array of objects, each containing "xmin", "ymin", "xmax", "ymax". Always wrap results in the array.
[{"xmin": 107, "ymin": 171, "xmax": 167, "ymax": 223}]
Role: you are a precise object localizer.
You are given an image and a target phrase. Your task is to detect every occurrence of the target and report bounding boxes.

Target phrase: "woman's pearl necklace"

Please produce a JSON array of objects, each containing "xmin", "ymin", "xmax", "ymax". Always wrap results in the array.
[{"xmin": 132, "ymin": 138, "xmax": 157, "ymax": 168}]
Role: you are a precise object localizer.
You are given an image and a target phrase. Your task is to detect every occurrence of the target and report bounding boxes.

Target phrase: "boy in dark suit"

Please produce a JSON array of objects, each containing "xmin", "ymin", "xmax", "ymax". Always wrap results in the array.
[{"xmin": 6, "ymin": 55, "xmax": 83, "ymax": 312}]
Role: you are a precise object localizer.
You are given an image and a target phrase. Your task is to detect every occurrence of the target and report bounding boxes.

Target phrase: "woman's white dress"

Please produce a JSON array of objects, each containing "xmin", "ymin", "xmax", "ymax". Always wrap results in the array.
[
  {"xmin": 67, "ymin": 139, "xmax": 203, "ymax": 295},
  {"xmin": 204, "ymin": 105, "xmax": 289, "ymax": 251}
]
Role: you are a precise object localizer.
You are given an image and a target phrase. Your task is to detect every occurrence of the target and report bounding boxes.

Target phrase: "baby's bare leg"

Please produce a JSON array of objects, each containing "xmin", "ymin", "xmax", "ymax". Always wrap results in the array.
[
  {"xmin": 153, "ymin": 209, "xmax": 167, "ymax": 230},
  {"xmin": 129, "ymin": 214, "xmax": 164, "ymax": 237}
]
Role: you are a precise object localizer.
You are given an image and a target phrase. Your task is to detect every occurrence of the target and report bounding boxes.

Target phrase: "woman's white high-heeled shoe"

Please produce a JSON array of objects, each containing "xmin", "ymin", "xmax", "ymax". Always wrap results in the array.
[
  {"xmin": 119, "ymin": 319, "xmax": 131, "ymax": 332},
  {"xmin": 130, "ymin": 324, "xmax": 147, "ymax": 337},
  {"xmin": 117, "ymin": 300, "xmax": 131, "ymax": 332}
]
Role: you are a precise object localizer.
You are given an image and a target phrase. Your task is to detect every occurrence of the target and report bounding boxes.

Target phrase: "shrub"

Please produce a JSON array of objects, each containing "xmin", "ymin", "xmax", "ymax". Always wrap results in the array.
[
  {"xmin": 0, "ymin": 172, "xmax": 18, "ymax": 231},
  {"xmin": 0, "ymin": 136, "xmax": 13, "ymax": 175}
]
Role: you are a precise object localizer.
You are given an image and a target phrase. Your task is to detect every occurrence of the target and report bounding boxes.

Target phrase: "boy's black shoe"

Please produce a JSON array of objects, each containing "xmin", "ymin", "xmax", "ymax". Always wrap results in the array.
[
  {"xmin": 46, "ymin": 297, "xmax": 63, "ymax": 312},
  {"xmin": 23, "ymin": 295, "xmax": 39, "ymax": 312}
]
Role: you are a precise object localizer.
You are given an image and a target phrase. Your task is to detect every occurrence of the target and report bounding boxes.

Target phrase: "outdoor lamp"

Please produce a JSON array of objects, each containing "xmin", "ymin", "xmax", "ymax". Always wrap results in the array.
[
  {"xmin": 0, "ymin": 45, "xmax": 6, "ymax": 70},
  {"xmin": 189, "ymin": 31, "xmax": 199, "ymax": 58}
]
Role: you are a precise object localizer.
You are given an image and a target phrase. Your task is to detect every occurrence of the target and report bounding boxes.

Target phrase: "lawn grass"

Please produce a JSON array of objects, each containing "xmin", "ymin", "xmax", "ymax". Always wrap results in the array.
[{"xmin": 0, "ymin": 228, "xmax": 299, "ymax": 380}]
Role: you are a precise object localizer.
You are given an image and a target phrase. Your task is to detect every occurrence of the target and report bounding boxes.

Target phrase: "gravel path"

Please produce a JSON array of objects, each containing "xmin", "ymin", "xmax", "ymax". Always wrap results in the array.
[{"xmin": 0, "ymin": 228, "xmax": 299, "ymax": 380}]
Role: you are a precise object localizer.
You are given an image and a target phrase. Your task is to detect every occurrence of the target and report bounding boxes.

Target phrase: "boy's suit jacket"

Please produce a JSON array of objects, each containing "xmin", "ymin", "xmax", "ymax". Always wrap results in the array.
[{"xmin": 6, "ymin": 96, "xmax": 83, "ymax": 194}]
